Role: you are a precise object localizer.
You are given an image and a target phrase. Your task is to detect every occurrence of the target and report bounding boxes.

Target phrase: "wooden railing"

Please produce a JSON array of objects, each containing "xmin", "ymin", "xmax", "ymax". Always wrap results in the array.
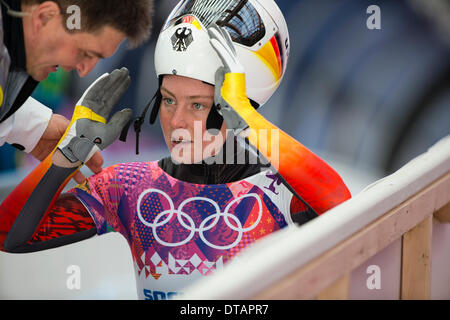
[{"xmin": 180, "ymin": 135, "xmax": 450, "ymax": 300}]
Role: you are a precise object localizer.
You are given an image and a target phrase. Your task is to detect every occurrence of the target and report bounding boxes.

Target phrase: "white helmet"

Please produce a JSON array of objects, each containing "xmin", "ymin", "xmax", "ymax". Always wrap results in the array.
[{"xmin": 154, "ymin": 0, "xmax": 290, "ymax": 108}]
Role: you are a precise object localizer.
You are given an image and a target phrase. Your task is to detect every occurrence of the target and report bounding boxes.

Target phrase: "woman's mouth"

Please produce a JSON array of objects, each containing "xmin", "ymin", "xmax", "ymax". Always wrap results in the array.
[{"xmin": 171, "ymin": 139, "xmax": 192, "ymax": 148}]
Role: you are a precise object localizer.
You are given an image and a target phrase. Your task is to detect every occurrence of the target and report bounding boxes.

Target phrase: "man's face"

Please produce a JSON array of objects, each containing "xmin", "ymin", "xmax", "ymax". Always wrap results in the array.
[
  {"xmin": 23, "ymin": 3, "xmax": 126, "ymax": 81},
  {"xmin": 159, "ymin": 74, "xmax": 228, "ymax": 164}
]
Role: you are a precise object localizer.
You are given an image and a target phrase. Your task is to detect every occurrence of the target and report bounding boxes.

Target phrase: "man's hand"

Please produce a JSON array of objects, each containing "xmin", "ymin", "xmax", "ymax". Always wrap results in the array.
[
  {"xmin": 30, "ymin": 113, "xmax": 104, "ymax": 184},
  {"xmin": 30, "ymin": 114, "xmax": 69, "ymax": 162}
]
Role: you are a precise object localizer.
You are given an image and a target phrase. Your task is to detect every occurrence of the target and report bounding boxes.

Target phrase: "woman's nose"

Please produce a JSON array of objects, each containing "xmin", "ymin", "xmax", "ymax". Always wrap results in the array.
[{"xmin": 170, "ymin": 105, "xmax": 188, "ymax": 128}]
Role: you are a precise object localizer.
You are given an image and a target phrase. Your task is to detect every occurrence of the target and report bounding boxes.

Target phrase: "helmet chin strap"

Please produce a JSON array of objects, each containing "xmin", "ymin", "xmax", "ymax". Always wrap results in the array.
[
  {"xmin": 120, "ymin": 92, "xmax": 224, "ymax": 154},
  {"xmin": 120, "ymin": 76, "xmax": 228, "ymax": 154},
  {"xmin": 120, "ymin": 77, "xmax": 164, "ymax": 155},
  {"xmin": 119, "ymin": 92, "xmax": 156, "ymax": 155},
  {"xmin": 206, "ymin": 104, "xmax": 224, "ymax": 134},
  {"xmin": 149, "ymin": 91, "xmax": 162, "ymax": 125}
]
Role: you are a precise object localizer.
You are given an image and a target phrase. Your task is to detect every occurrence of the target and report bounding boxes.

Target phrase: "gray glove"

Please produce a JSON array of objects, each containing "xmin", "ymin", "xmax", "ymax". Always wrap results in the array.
[
  {"xmin": 208, "ymin": 24, "xmax": 248, "ymax": 134},
  {"xmin": 58, "ymin": 67, "xmax": 132, "ymax": 163}
]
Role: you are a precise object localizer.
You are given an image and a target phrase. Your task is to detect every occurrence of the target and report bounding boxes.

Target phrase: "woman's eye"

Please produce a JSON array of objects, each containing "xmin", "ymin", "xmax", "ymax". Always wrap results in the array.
[
  {"xmin": 193, "ymin": 103, "xmax": 204, "ymax": 110},
  {"xmin": 163, "ymin": 98, "xmax": 175, "ymax": 105}
]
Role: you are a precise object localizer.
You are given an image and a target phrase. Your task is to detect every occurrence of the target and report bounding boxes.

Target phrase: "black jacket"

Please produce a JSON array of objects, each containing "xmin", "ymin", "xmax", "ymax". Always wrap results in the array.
[
  {"xmin": 0, "ymin": 0, "xmax": 39, "ymax": 123},
  {"xmin": 159, "ymin": 135, "xmax": 318, "ymax": 225}
]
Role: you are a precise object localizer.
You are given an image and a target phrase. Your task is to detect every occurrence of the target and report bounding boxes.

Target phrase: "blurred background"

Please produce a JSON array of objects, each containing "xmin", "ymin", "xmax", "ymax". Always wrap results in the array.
[{"xmin": 0, "ymin": 0, "xmax": 449, "ymax": 299}]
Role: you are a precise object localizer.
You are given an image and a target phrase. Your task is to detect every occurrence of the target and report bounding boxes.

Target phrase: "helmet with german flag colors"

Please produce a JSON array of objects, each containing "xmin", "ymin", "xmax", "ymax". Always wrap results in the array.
[{"xmin": 154, "ymin": 0, "xmax": 290, "ymax": 108}]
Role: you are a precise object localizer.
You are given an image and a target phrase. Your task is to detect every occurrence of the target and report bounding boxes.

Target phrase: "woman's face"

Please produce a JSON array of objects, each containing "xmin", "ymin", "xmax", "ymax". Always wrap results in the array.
[{"xmin": 159, "ymin": 74, "xmax": 228, "ymax": 164}]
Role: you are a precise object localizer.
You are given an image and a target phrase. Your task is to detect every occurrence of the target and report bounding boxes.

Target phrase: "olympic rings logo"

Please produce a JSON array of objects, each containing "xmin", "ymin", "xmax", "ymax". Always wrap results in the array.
[{"xmin": 137, "ymin": 189, "xmax": 262, "ymax": 250}]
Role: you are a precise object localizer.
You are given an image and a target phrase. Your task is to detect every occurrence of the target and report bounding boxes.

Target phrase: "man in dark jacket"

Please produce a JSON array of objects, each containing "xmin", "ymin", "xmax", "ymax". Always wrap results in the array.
[{"xmin": 0, "ymin": 0, "xmax": 154, "ymax": 182}]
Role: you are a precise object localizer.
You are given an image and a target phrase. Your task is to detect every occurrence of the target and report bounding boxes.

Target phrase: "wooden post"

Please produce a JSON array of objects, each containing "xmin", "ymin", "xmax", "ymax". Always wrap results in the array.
[
  {"xmin": 401, "ymin": 216, "xmax": 432, "ymax": 299},
  {"xmin": 251, "ymin": 174, "xmax": 448, "ymax": 300},
  {"xmin": 434, "ymin": 202, "xmax": 450, "ymax": 223},
  {"xmin": 316, "ymin": 274, "xmax": 350, "ymax": 300}
]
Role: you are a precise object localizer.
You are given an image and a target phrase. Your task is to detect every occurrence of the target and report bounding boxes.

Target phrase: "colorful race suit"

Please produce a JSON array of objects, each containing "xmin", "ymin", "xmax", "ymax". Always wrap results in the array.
[
  {"xmin": 70, "ymin": 161, "xmax": 296, "ymax": 299},
  {"xmin": 0, "ymin": 130, "xmax": 350, "ymax": 300}
]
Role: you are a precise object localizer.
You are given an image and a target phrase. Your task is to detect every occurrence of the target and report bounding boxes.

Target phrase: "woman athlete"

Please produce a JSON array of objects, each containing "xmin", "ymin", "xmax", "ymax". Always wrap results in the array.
[{"xmin": 0, "ymin": 0, "xmax": 351, "ymax": 300}]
